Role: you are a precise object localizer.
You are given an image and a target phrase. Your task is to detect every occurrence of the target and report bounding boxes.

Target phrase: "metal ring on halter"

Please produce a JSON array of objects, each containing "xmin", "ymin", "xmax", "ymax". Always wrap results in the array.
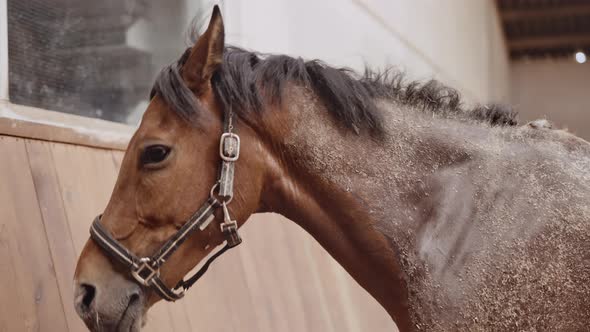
[{"xmin": 209, "ymin": 182, "xmax": 233, "ymax": 204}]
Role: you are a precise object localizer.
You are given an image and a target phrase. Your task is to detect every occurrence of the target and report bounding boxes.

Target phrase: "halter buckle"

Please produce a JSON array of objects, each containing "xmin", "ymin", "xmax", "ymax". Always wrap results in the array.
[
  {"xmin": 131, "ymin": 258, "xmax": 160, "ymax": 286},
  {"xmin": 220, "ymin": 219, "xmax": 238, "ymax": 232},
  {"xmin": 219, "ymin": 133, "xmax": 240, "ymax": 162},
  {"xmin": 220, "ymin": 202, "xmax": 242, "ymax": 248},
  {"xmin": 221, "ymin": 220, "xmax": 242, "ymax": 248}
]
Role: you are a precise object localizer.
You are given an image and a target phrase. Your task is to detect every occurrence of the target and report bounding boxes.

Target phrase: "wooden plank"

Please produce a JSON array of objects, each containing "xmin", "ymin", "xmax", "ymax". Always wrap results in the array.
[
  {"xmin": 235, "ymin": 223, "xmax": 278, "ymax": 332},
  {"xmin": 0, "ymin": 101, "xmax": 132, "ymax": 150},
  {"xmin": 501, "ymin": 4, "xmax": 590, "ymax": 21},
  {"xmin": 235, "ymin": 215, "xmax": 308, "ymax": 332},
  {"xmin": 0, "ymin": 136, "xmax": 69, "ymax": 331},
  {"xmin": 279, "ymin": 218, "xmax": 337, "ymax": 332},
  {"xmin": 25, "ymin": 140, "xmax": 87, "ymax": 331},
  {"xmin": 305, "ymin": 231, "xmax": 358, "ymax": 332},
  {"xmin": 508, "ymin": 35, "xmax": 590, "ymax": 51},
  {"xmin": 208, "ymin": 246, "xmax": 262, "ymax": 331},
  {"xmin": 111, "ymin": 150, "xmax": 124, "ymax": 169},
  {"xmin": 142, "ymin": 302, "xmax": 175, "ymax": 332},
  {"xmin": 164, "ymin": 302, "xmax": 193, "ymax": 332},
  {"xmin": 0, "ymin": 207, "xmax": 25, "ymax": 332},
  {"xmin": 50, "ymin": 143, "xmax": 118, "ymax": 254},
  {"xmin": 259, "ymin": 217, "xmax": 312, "ymax": 331},
  {"xmin": 181, "ymin": 250, "xmax": 239, "ymax": 332}
]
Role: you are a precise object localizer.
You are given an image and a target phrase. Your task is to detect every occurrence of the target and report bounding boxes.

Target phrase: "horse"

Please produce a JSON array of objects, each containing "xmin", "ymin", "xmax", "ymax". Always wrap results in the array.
[{"xmin": 74, "ymin": 6, "xmax": 590, "ymax": 332}]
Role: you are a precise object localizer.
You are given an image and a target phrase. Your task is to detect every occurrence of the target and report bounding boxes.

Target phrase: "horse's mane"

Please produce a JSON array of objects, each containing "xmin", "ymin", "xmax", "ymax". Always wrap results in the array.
[{"xmin": 151, "ymin": 46, "xmax": 518, "ymax": 136}]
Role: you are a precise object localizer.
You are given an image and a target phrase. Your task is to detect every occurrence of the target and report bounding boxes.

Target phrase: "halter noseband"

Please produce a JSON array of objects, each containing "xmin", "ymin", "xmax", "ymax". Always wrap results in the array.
[{"xmin": 89, "ymin": 111, "xmax": 242, "ymax": 301}]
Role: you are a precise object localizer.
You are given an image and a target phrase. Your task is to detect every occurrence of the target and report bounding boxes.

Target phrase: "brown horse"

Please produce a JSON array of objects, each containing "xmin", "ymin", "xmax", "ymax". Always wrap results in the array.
[{"xmin": 74, "ymin": 6, "xmax": 590, "ymax": 332}]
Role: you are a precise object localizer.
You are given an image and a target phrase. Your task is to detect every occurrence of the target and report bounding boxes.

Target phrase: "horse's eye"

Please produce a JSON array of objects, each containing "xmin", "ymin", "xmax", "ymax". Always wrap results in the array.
[{"xmin": 141, "ymin": 145, "xmax": 171, "ymax": 165}]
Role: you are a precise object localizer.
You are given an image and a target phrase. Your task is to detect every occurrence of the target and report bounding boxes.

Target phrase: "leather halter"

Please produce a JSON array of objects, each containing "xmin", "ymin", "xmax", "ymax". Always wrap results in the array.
[{"xmin": 89, "ymin": 111, "xmax": 242, "ymax": 301}]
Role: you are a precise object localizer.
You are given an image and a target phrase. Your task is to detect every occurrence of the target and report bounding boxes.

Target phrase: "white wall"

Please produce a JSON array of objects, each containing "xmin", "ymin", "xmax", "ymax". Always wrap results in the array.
[
  {"xmin": 511, "ymin": 59, "xmax": 590, "ymax": 141},
  {"xmin": 224, "ymin": 0, "xmax": 509, "ymax": 104},
  {"xmin": 126, "ymin": 0, "xmax": 509, "ymax": 108}
]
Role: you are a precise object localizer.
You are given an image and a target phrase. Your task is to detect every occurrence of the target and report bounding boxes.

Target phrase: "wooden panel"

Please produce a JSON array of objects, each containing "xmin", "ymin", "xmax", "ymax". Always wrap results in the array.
[
  {"xmin": 0, "ymin": 134, "xmax": 395, "ymax": 332},
  {"xmin": 251, "ymin": 217, "xmax": 310, "ymax": 332},
  {"xmin": 180, "ymin": 251, "xmax": 241, "ymax": 331},
  {"xmin": 50, "ymin": 143, "xmax": 118, "ymax": 254},
  {"xmin": 206, "ymin": 248, "xmax": 262, "ymax": 331},
  {"xmin": 235, "ymin": 217, "xmax": 300, "ymax": 332},
  {"xmin": 508, "ymin": 35, "xmax": 590, "ymax": 51},
  {"xmin": 0, "ymin": 136, "xmax": 69, "ymax": 331},
  {"xmin": 142, "ymin": 303, "xmax": 175, "ymax": 332},
  {"xmin": 0, "ymin": 101, "xmax": 133, "ymax": 150},
  {"xmin": 0, "ymin": 199, "xmax": 26, "ymax": 332},
  {"xmin": 306, "ymin": 232, "xmax": 360, "ymax": 332},
  {"xmin": 25, "ymin": 140, "xmax": 87, "ymax": 332},
  {"xmin": 500, "ymin": 4, "xmax": 590, "ymax": 21},
  {"xmin": 235, "ymin": 224, "xmax": 282, "ymax": 332},
  {"xmin": 280, "ymin": 218, "xmax": 337, "ymax": 332},
  {"xmin": 164, "ymin": 303, "xmax": 193, "ymax": 332}
]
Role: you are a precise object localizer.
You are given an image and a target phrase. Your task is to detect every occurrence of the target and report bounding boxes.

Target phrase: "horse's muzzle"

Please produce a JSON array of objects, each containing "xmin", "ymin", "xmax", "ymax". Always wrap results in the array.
[{"xmin": 74, "ymin": 279, "xmax": 144, "ymax": 332}]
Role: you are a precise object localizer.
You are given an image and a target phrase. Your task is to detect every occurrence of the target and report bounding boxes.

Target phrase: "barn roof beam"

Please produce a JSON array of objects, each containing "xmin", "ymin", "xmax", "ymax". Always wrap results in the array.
[
  {"xmin": 508, "ymin": 35, "xmax": 590, "ymax": 50},
  {"xmin": 501, "ymin": 4, "xmax": 590, "ymax": 21}
]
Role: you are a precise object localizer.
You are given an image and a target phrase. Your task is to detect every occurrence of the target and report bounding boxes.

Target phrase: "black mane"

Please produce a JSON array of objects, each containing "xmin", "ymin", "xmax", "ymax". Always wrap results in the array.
[{"xmin": 151, "ymin": 46, "xmax": 518, "ymax": 136}]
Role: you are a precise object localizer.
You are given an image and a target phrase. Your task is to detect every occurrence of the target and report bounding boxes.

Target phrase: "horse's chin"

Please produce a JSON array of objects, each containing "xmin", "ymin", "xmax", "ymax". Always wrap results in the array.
[
  {"xmin": 81, "ymin": 292, "xmax": 146, "ymax": 332},
  {"xmin": 117, "ymin": 312, "xmax": 144, "ymax": 332},
  {"xmin": 116, "ymin": 300, "xmax": 146, "ymax": 332}
]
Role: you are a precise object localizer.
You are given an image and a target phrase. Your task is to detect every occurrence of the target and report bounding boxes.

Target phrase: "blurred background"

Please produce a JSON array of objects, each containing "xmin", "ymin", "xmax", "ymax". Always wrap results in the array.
[{"xmin": 5, "ymin": 0, "xmax": 590, "ymax": 139}]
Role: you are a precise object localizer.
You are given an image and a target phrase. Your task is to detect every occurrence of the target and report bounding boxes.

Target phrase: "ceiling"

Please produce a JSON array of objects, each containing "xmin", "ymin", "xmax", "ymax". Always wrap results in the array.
[{"xmin": 497, "ymin": 0, "xmax": 590, "ymax": 60}]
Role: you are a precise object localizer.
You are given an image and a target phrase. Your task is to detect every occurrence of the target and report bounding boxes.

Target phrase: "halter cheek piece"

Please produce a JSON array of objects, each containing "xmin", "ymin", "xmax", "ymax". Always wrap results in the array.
[{"xmin": 89, "ymin": 111, "xmax": 242, "ymax": 301}]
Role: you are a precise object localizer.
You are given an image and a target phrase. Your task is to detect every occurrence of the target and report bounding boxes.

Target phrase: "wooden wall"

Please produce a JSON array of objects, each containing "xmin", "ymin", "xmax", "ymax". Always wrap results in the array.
[{"xmin": 0, "ymin": 134, "xmax": 396, "ymax": 332}]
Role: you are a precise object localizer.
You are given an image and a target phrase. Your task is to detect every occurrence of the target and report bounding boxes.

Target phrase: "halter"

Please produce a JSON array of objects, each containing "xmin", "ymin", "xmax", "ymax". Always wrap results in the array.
[{"xmin": 89, "ymin": 110, "xmax": 242, "ymax": 301}]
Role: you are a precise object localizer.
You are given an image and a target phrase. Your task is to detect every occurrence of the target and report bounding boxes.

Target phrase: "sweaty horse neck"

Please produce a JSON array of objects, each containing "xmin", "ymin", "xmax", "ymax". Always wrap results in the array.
[{"xmin": 258, "ymin": 91, "xmax": 487, "ymax": 330}]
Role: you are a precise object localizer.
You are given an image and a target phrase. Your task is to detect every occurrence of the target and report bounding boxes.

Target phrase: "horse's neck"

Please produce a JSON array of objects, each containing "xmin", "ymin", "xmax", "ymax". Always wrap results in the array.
[
  {"xmin": 259, "ymin": 90, "xmax": 483, "ymax": 330},
  {"xmin": 275, "ymin": 93, "xmax": 479, "ymax": 251}
]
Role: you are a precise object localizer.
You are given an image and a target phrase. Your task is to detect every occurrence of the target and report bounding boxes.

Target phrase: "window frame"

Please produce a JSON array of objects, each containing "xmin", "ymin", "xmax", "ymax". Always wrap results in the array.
[{"xmin": 0, "ymin": 0, "xmax": 133, "ymax": 150}]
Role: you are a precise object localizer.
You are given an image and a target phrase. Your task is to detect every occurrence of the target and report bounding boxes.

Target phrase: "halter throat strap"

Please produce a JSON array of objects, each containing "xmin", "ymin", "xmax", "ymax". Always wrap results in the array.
[{"xmin": 89, "ymin": 111, "xmax": 242, "ymax": 301}]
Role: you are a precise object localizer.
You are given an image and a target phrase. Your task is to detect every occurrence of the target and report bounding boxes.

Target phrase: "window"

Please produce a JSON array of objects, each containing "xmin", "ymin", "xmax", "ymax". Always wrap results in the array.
[{"xmin": 6, "ymin": 0, "xmax": 208, "ymax": 124}]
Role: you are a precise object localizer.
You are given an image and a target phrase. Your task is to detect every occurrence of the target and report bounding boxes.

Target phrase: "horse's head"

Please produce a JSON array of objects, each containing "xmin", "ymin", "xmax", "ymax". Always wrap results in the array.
[{"xmin": 73, "ymin": 7, "xmax": 269, "ymax": 331}]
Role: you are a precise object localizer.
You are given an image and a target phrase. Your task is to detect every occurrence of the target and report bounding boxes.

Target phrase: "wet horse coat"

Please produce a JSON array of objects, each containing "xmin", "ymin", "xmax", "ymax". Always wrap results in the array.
[{"xmin": 283, "ymin": 91, "xmax": 590, "ymax": 330}]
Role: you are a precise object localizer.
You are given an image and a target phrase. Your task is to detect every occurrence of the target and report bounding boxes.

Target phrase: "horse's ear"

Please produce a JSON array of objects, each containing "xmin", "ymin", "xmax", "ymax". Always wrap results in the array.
[{"xmin": 183, "ymin": 5, "xmax": 224, "ymax": 92}]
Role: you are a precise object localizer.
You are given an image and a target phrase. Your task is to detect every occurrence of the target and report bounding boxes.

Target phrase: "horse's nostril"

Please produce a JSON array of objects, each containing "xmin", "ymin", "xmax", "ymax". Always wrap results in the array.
[{"xmin": 80, "ymin": 283, "xmax": 96, "ymax": 310}]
